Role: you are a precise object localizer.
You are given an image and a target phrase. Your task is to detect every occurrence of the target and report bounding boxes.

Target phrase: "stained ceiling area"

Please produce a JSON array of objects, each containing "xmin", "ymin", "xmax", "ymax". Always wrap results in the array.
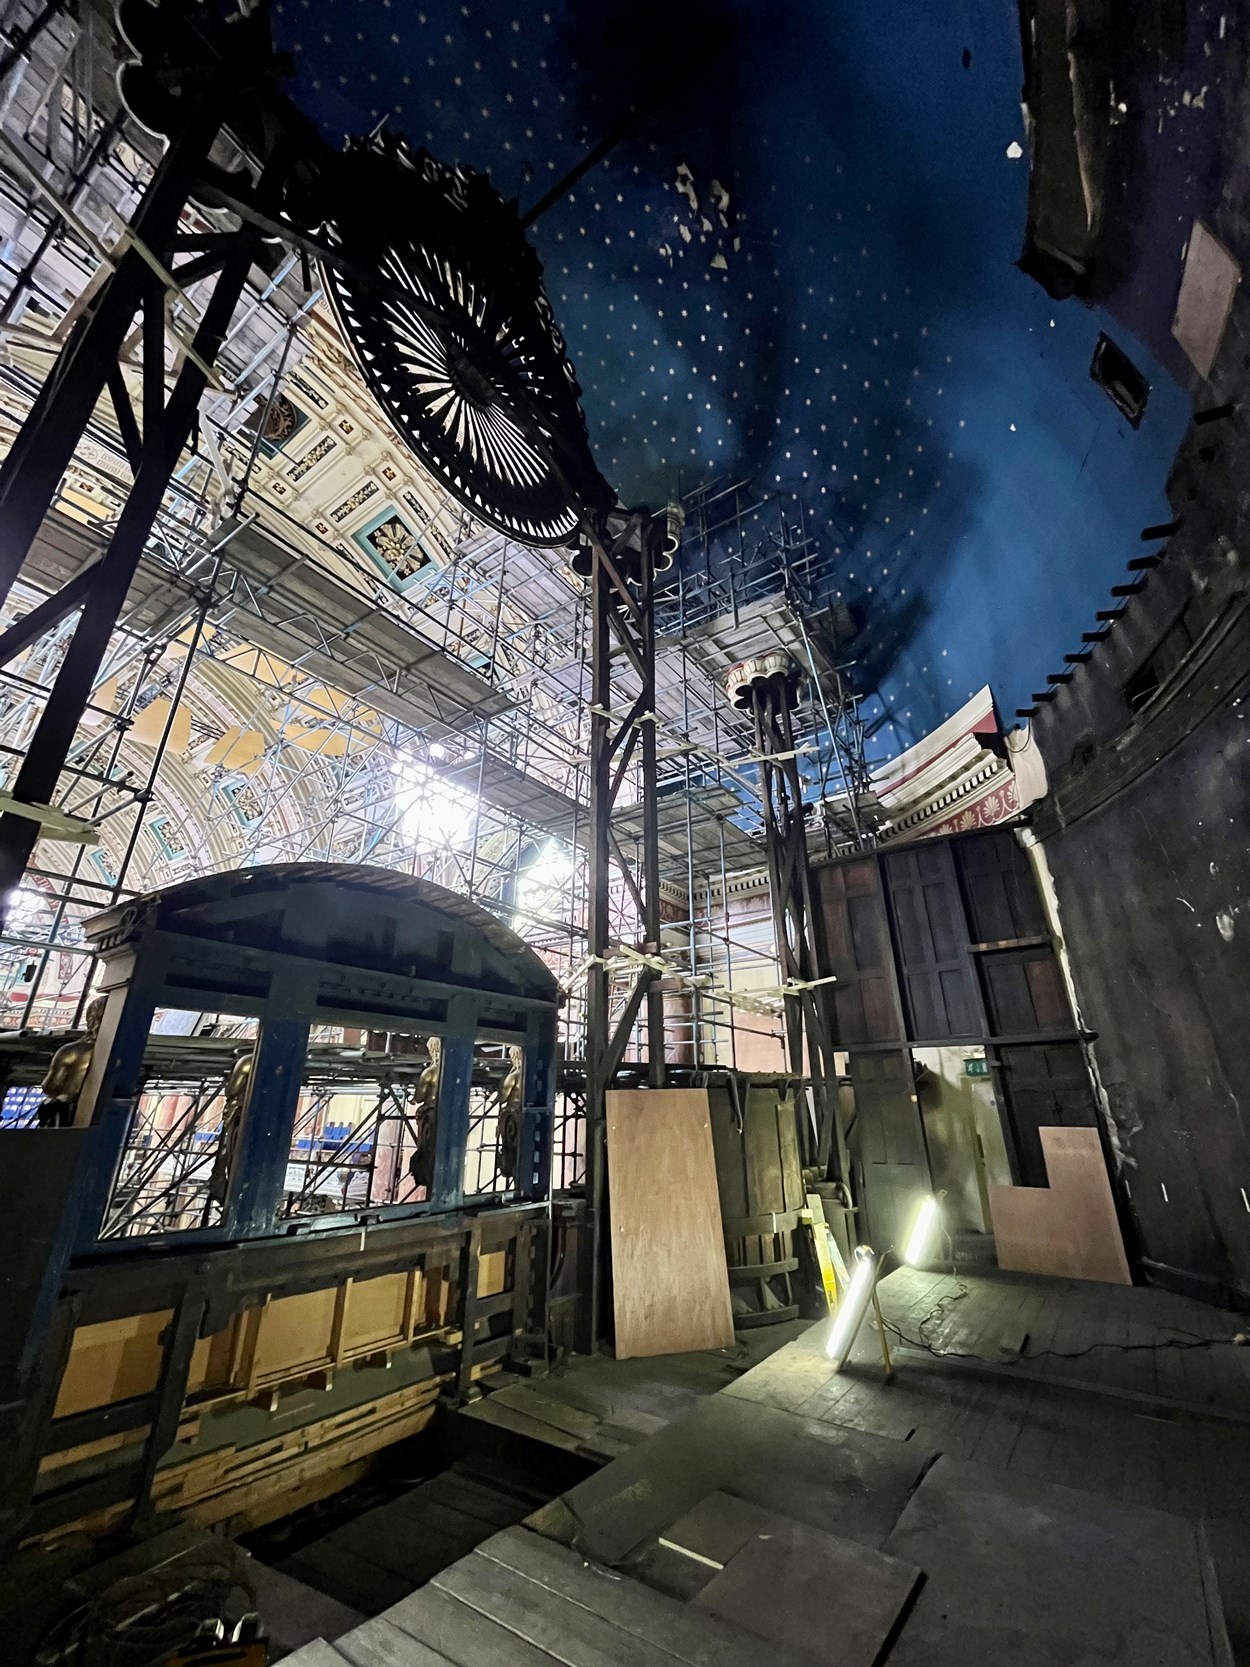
[{"xmin": 274, "ymin": 0, "xmax": 1226, "ymax": 750}]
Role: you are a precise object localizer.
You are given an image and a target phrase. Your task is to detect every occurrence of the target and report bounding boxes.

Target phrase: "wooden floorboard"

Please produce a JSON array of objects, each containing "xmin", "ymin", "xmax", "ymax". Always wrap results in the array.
[
  {"xmin": 382, "ymin": 1585, "xmax": 560, "ymax": 1666},
  {"xmin": 432, "ymin": 1553, "xmax": 684, "ymax": 1667},
  {"xmin": 333, "ymin": 1613, "xmax": 456, "ymax": 1666},
  {"xmin": 874, "ymin": 1268, "xmax": 1247, "ymax": 1414},
  {"xmin": 476, "ymin": 1526, "xmax": 788, "ymax": 1667},
  {"xmin": 748, "ymin": 1266, "xmax": 1250, "ymax": 1549},
  {"xmin": 279, "ymin": 1268, "xmax": 1245, "ymax": 1661}
]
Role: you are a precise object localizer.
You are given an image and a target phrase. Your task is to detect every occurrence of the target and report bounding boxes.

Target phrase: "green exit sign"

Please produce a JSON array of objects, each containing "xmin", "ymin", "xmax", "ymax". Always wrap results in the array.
[{"xmin": 964, "ymin": 1057, "xmax": 990, "ymax": 1079}]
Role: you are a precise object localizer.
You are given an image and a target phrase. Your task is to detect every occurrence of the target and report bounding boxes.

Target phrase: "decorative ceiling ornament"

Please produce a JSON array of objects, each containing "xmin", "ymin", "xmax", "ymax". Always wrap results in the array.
[
  {"xmin": 322, "ymin": 135, "xmax": 615, "ymax": 548},
  {"xmin": 725, "ymin": 651, "xmax": 803, "ymax": 711}
]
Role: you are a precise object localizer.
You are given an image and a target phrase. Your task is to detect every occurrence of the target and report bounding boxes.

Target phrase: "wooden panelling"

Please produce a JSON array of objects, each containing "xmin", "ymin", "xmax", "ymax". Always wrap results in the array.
[
  {"xmin": 979, "ymin": 949, "xmax": 1071, "ymax": 1036},
  {"xmin": 27, "ymin": 1209, "xmax": 541, "ymax": 1550},
  {"xmin": 883, "ymin": 842, "xmax": 979, "ymax": 1041},
  {"xmin": 477, "ymin": 1250, "xmax": 508, "ymax": 1300},
  {"xmin": 341, "ymin": 1273, "xmax": 410, "ymax": 1354},
  {"xmin": 248, "ymin": 1287, "xmax": 339, "ymax": 1385},
  {"xmin": 991, "ymin": 1042, "xmax": 1097, "ymax": 1186},
  {"xmin": 52, "ymin": 1310, "xmax": 172, "ymax": 1419},
  {"xmin": 989, "ymin": 1126, "xmax": 1130, "ymax": 1284},
  {"xmin": 167, "ymin": 1384, "xmax": 442, "ymax": 1526},
  {"xmin": 849, "ymin": 1051, "xmax": 932, "ymax": 1253},
  {"xmin": 606, "ymin": 1090, "xmax": 734, "ymax": 1360},
  {"xmin": 812, "ymin": 857, "xmax": 904, "ymax": 1045},
  {"xmin": 955, "ymin": 830, "xmax": 1048, "ymax": 943}
]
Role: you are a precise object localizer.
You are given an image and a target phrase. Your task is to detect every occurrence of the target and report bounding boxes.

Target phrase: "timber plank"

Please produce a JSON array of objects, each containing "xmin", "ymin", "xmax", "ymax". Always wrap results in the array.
[
  {"xmin": 474, "ymin": 1527, "xmax": 796, "ymax": 1667},
  {"xmin": 458, "ymin": 1396, "xmax": 585, "ymax": 1452},
  {"xmin": 433, "ymin": 1554, "xmax": 682, "ymax": 1667},
  {"xmin": 480, "ymin": 1384, "xmax": 603, "ymax": 1442},
  {"xmin": 381, "ymin": 1585, "xmax": 560, "ymax": 1666},
  {"xmin": 279, "ymin": 1643, "xmax": 354, "ymax": 1667},
  {"xmin": 335, "ymin": 1615, "xmax": 456, "ymax": 1667}
]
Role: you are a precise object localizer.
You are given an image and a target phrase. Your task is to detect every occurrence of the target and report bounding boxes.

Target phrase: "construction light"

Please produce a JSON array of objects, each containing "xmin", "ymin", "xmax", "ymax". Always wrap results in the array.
[
  {"xmin": 903, "ymin": 1193, "xmax": 941, "ymax": 1268},
  {"xmin": 825, "ymin": 1245, "xmax": 878, "ymax": 1371}
]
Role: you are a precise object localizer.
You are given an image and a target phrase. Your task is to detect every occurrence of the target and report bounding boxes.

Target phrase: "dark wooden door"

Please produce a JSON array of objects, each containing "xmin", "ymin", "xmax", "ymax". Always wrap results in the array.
[
  {"xmin": 979, "ymin": 947, "xmax": 1073, "ymax": 1035},
  {"xmin": 955, "ymin": 829, "xmax": 1049, "ymax": 943},
  {"xmin": 991, "ymin": 1042, "xmax": 1098, "ymax": 1186},
  {"xmin": 848, "ymin": 1049, "xmax": 931, "ymax": 1252},
  {"xmin": 882, "ymin": 842, "xmax": 979, "ymax": 1039},
  {"xmin": 813, "ymin": 856, "xmax": 905, "ymax": 1045}
]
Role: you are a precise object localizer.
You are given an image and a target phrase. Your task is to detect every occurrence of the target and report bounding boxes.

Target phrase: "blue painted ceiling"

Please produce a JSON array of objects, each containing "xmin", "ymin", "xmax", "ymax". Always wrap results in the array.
[{"xmin": 274, "ymin": 0, "xmax": 1207, "ymax": 754}]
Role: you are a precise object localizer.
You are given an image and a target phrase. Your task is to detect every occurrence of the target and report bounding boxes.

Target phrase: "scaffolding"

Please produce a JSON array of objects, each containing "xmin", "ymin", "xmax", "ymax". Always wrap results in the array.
[
  {"xmin": 0, "ymin": 4, "xmax": 891, "ymax": 1236},
  {"xmin": 0, "ymin": 3, "xmax": 594, "ymax": 1052}
]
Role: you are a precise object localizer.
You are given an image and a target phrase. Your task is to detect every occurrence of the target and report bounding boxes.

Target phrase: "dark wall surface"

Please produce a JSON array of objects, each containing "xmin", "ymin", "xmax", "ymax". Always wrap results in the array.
[{"xmin": 1040, "ymin": 686, "xmax": 1250, "ymax": 1306}]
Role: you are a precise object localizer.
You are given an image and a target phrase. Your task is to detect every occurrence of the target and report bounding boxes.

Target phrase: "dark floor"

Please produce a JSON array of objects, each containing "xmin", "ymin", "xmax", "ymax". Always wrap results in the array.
[
  {"xmin": 272, "ymin": 1463, "xmax": 561, "ymax": 1619},
  {"xmin": 274, "ymin": 1266, "xmax": 1250, "ymax": 1666},
  {"xmin": 745, "ymin": 1265, "xmax": 1250, "ymax": 1521},
  {"xmin": 457, "ymin": 1313, "xmax": 810, "ymax": 1460},
  {"xmin": 252, "ymin": 1314, "xmax": 807, "ymax": 1632}
]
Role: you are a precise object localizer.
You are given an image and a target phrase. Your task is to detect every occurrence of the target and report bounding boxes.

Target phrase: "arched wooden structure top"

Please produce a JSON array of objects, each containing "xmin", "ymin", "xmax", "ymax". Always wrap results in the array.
[{"xmin": 85, "ymin": 862, "xmax": 560, "ymax": 1009}]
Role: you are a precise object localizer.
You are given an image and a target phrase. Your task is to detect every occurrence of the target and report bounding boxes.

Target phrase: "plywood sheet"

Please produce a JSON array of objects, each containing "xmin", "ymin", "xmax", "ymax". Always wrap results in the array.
[
  {"xmin": 476, "ymin": 1249, "xmax": 507, "ymax": 1299},
  {"xmin": 52, "ymin": 1309, "xmax": 171, "ymax": 1418},
  {"xmin": 659, "ymin": 1490, "xmax": 767, "ymax": 1569},
  {"xmin": 542, "ymin": 1388, "xmax": 938, "ymax": 1566},
  {"xmin": 606, "ymin": 1089, "xmax": 734, "ymax": 1359},
  {"xmin": 989, "ymin": 1126, "xmax": 1130, "ymax": 1284},
  {"xmin": 343, "ymin": 1274, "xmax": 408, "ymax": 1353},
  {"xmin": 1173, "ymin": 220, "xmax": 1241, "ymax": 378},
  {"xmin": 187, "ymin": 1320, "xmax": 240, "ymax": 1395},
  {"xmin": 250, "ymin": 1287, "xmax": 338, "ymax": 1381}
]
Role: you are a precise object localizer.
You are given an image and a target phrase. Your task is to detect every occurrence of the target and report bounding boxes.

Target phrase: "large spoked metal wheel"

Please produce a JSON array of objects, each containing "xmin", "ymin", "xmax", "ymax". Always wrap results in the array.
[{"xmin": 323, "ymin": 137, "xmax": 612, "ymax": 547}]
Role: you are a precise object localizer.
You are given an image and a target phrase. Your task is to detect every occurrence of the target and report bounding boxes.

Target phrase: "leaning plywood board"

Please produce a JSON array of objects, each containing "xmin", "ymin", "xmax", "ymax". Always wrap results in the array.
[
  {"xmin": 1173, "ymin": 220, "xmax": 1240, "ymax": 378},
  {"xmin": 606, "ymin": 1089, "xmax": 734, "ymax": 1358},
  {"xmin": 989, "ymin": 1125, "xmax": 1130, "ymax": 1284}
]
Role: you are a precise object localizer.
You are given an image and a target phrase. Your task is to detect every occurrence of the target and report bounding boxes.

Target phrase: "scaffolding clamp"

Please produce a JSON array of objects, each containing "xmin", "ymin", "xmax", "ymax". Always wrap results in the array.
[
  {"xmin": 589, "ymin": 704, "xmax": 659, "ymax": 726},
  {"xmin": 760, "ymin": 972, "xmax": 839, "ymax": 996}
]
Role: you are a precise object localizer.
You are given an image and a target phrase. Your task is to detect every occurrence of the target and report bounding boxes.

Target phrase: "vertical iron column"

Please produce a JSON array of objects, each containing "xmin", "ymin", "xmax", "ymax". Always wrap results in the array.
[
  {"xmin": 638, "ymin": 525, "xmax": 666, "ymax": 1079},
  {"xmin": 746, "ymin": 663, "xmax": 841, "ymax": 1175},
  {"xmin": 580, "ymin": 511, "xmax": 664, "ymax": 1349}
]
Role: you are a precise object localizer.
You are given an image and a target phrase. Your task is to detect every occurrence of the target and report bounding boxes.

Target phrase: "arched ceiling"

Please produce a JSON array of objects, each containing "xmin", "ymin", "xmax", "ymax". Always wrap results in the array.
[{"xmin": 273, "ymin": 0, "xmax": 1221, "ymax": 745}]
